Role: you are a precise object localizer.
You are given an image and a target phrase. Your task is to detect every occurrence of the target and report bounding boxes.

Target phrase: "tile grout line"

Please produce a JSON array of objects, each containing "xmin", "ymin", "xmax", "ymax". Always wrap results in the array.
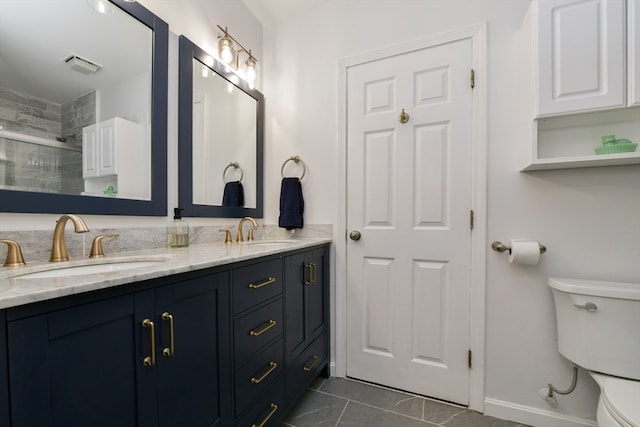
[{"xmin": 334, "ymin": 399, "xmax": 351, "ymax": 426}]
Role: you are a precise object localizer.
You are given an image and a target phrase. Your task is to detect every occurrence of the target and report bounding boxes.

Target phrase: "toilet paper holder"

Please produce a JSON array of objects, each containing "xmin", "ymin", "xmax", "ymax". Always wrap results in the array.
[{"xmin": 491, "ymin": 241, "xmax": 546, "ymax": 255}]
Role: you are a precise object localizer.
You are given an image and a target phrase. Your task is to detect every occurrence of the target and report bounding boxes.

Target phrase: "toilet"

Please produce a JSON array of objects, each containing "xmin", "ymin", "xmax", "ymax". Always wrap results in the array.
[{"xmin": 548, "ymin": 277, "xmax": 640, "ymax": 427}]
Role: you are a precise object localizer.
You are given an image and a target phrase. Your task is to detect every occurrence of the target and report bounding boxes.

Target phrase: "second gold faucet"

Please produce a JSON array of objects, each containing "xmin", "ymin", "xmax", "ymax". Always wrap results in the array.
[{"xmin": 236, "ymin": 217, "xmax": 259, "ymax": 242}]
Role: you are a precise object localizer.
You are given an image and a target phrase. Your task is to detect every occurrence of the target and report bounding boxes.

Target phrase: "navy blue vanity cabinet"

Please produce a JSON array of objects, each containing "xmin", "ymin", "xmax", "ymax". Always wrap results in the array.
[
  {"xmin": 230, "ymin": 257, "xmax": 286, "ymax": 426},
  {"xmin": 284, "ymin": 245, "xmax": 330, "ymax": 405},
  {"xmin": 6, "ymin": 271, "xmax": 230, "ymax": 427}
]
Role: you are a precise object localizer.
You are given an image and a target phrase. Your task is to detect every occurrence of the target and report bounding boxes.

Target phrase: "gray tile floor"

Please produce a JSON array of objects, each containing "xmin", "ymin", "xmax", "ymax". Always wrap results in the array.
[{"xmin": 282, "ymin": 377, "xmax": 530, "ymax": 427}]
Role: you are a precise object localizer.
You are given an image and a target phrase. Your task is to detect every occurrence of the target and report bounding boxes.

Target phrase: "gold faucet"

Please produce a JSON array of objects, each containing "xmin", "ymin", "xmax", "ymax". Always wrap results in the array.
[
  {"xmin": 236, "ymin": 217, "xmax": 259, "ymax": 242},
  {"xmin": 50, "ymin": 214, "xmax": 90, "ymax": 262},
  {"xmin": 0, "ymin": 239, "xmax": 26, "ymax": 267}
]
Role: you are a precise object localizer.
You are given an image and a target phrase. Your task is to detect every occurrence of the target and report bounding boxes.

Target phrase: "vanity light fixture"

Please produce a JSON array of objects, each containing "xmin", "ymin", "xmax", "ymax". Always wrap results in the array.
[{"xmin": 216, "ymin": 25, "xmax": 260, "ymax": 89}]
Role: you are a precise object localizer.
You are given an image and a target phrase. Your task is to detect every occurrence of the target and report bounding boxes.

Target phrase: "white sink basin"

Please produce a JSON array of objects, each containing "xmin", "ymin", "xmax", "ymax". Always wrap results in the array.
[{"xmin": 13, "ymin": 257, "xmax": 170, "ymax": 280}]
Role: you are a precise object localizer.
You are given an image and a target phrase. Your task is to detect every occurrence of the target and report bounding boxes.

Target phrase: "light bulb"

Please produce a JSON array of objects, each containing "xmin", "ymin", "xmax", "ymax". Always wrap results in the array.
[
  {"xmin": 245, "ymin": 58, "xmax": 257, "ymax": 83},
  {"xmin": 218, "ymin": 37, "xmax": 234, "ymax": 64}
]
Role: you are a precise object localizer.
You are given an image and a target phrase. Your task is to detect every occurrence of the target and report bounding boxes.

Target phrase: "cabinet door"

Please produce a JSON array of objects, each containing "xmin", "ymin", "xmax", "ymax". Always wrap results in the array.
[
  {"xmin": 536, "ymin": 0, "xmax": 625, "ymax": 116},
  {"xmin": 155, "ymin": 273, "xmax": 231, "ymax": 427},
  {"xmin": 284, "ymin": 247, "xmax": 328, "ymax": 363},
  {"xmin": 82, "ymin": 124, "xmax": 98, "ymax": 178},
  {"xmin": 8, "ymin": 293, "xmax": 156, "ymax": 427},
  {"xmin": 98, "ymin": 119, "xmax": 117, "ymax": 176},
  {"xmin": 629, "ymin": 0, "xmax": 640, "ymax": 107}
]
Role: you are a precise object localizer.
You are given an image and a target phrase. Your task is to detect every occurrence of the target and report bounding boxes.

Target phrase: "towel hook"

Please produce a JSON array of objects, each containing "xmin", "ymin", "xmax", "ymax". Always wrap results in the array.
[
  {"xmin": 223, "ymin": 162, "xmax": 243, "ymax": 183},
  {"xmin": 281, "ymin": 156, "xmax": 306, "ymax": 180}
]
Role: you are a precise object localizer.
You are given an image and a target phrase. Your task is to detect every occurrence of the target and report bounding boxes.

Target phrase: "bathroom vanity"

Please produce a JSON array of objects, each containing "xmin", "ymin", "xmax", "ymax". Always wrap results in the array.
[{"xmin": 0, "ymin": 239, "xmax": 330, "ymax": 427}]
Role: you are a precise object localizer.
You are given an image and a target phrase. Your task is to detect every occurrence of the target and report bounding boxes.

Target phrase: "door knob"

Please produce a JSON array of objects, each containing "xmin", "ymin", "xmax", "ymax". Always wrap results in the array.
[{"xmin": 349, "ymin": 230, "xmax": 361, "ymax": 241}]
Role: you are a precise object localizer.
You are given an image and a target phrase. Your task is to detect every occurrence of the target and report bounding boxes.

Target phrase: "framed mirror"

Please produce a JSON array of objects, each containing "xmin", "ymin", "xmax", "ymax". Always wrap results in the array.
[
  {"xmin": 0, "ymin": 0, "xmax": 167, "ymax": 215},
  {"xmin": 178, "ymin": 35, "xmax": 264, "ymax": 218}
]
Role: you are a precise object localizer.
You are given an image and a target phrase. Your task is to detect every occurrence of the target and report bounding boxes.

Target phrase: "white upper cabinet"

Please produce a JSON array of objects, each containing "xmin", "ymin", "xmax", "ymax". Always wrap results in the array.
[
  {"xmin": 535, "ymin": 0, "xmax": 626, "ymax": 117},
  {"xmin": 629, "ymin": 0, "xmax": 640, "ymax": 107},
  {"xmin": 82, "ymin": 117, "xmax": 149, "ymax": 199}
]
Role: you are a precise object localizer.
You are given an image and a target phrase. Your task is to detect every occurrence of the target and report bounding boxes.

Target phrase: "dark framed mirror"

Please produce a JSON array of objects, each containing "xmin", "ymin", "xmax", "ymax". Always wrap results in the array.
[
  {"xmin": 0, "ymin": 0, "xmax": 167, "ymax": 215},
  {"xmin": 178, "ymin": 35, "xmax": 264, "ymax": 218}
]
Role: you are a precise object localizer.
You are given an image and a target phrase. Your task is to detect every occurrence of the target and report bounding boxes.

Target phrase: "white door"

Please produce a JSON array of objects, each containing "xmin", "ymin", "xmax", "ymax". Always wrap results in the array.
[{"xmin": 346, "ymin": 38, "xmax": 474, "ymax": 405}]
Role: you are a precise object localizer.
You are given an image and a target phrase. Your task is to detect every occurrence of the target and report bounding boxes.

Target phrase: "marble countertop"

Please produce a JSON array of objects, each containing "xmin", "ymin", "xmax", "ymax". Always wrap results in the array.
[{"xmin": 0, "ymin": 238, "xmax": 331, "ymax": 310}]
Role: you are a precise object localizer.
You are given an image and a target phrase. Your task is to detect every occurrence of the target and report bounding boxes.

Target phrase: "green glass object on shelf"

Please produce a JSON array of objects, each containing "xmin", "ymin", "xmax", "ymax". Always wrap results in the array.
[
  {"xmin": 594, "ymin": 136, "xmax": 638, "ymax": 155},
  {"xmin": 103, "ymin": 186, "xmax": 117, "ymax": 195}
]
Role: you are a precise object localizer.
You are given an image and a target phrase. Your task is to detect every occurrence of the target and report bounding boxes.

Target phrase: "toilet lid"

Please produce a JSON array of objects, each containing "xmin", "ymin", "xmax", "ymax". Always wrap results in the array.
[{"xmin": 602, "ymin": 377, "xmax": 640, "ymax": 427}]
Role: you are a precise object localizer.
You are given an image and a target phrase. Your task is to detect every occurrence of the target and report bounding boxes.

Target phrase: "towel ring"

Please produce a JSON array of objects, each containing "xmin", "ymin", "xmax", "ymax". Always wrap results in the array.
[
  {"xmin": 281, "ymin": 156, "xmax": 306, "ymax": 180},
  {"xmin": 223, "ymin": 162, "xmax": 243, "ymax": 183}
]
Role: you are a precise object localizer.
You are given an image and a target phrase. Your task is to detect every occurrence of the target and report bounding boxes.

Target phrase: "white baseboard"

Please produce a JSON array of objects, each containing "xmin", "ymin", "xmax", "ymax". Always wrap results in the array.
[{"xmin": 484, "ymin": 398, "xmax": 597, "ymax": 427}]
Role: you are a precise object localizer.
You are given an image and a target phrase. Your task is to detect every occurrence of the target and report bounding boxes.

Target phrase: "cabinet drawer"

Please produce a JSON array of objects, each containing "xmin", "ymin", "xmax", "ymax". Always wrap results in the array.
[
  {"xmin": 232, "ymin": 259, "xmax": 282, "ymax": 314},
  {"xmin": 234, "ymin": 298, "xmax": 283, "ymax": 366},
  {"xmin": 236, "ymin": 377, "xmax": 285, "ymax": 427},
  {"xmin": 235, "ymin": 337, "xmax": 284, "ymax": 417},
  {"xmin": 286, "ymin": 332, "xmax": 328, "ymax": 405}
]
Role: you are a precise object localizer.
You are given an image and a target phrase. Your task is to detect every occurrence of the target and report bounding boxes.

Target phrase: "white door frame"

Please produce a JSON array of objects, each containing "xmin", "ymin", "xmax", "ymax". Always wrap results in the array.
[{"xmin": 334, "ymin": 23, "xmax": 488, "ymax": 412}]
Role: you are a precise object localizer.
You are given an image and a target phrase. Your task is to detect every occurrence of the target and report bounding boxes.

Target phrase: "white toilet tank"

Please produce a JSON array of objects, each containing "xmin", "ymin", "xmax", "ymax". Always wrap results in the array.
[{"xmin": 548, "ymin": 277, "xmax": 640, "ymax": 380}]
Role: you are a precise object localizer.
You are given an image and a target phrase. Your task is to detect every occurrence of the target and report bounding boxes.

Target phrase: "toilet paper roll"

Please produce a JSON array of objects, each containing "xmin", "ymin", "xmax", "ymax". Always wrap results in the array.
[{"xmin": 508, "ymin": 239, "xmax": 541, "ymax": 265}]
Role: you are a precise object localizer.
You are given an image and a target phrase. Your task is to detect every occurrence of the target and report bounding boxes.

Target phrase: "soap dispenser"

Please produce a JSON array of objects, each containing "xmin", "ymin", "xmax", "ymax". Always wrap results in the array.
[{"xmin": 166, "ymin": 208, "xmax": 189, "ymax": 248}]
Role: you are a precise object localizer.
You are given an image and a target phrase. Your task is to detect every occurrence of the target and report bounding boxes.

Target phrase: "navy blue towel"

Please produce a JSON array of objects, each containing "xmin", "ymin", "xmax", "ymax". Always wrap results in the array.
[
  {"xmin": 222, "ymin": 181, "xmax": 244, "ymax": 207},
  {"xmin": 278, "ymin": 178, "xmax": 304, "ymax": 230}
]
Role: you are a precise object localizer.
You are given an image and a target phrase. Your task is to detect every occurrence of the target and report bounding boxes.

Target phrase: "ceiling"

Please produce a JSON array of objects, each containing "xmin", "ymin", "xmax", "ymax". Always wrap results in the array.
[{"xmin": 240, "ymin": 0, "xmax": 325, "ymax": 25}]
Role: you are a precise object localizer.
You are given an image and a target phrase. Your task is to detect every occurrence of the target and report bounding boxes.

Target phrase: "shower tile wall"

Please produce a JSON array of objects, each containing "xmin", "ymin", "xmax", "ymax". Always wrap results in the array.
[{"xmin": 0, "ymin": 87, "xmax": 93, "ymax": 194}]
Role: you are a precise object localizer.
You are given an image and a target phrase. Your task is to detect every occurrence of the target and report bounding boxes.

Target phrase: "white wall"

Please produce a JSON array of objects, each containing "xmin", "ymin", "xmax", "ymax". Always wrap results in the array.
[{"xmin": 259, "ymin": 0, "xmax": 640, "ymax": 425}]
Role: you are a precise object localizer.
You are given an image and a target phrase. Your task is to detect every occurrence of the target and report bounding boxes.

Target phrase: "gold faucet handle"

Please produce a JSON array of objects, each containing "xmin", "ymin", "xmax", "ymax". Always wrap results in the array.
[
  {"xmin": 0, "ymin": 239, "xmax": 26, "ymax": 267},
  {"xmin": 247, "ymin": 227, "xmax": 258, "ymax": 241},
  {"xmin": 89, "ymin": 234, "xmax": 120, "ymax": 258},
  {"xmin": 219, "ymin": 229, "xmax": 233, "ymax": 244}
]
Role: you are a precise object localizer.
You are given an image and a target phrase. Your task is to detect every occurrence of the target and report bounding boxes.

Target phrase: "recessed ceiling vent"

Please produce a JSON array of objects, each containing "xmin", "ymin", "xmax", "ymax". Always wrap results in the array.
[{"xmin": 62, "ymin": 54, "xmax": 103, "ymax": 75}]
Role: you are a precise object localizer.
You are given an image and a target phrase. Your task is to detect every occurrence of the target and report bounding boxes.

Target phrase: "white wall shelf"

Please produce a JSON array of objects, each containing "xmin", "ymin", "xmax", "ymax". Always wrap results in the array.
[{"xmin": 522, "ymin": 152, "xmax": 640, "ymax": 171}]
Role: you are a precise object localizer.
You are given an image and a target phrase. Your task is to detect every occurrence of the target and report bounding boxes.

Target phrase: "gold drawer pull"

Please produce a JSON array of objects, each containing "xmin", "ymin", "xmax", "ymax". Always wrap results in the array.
[
  {"xmin": 248, "ymin": 277, "xmax": 276, "ymax": 289},
  {"xmin": 142, "ymin": 319, "xmax": 155, "ymax": 367},
  {"xmin": 250, "ymin": 361, "xmax": 277, "ymax": 384},
  {"xmin": 304, "ymin": 262, "xmax": 317, "ymax": 285},
  {"xmin": 250, "ymin": 319, "xmax": 277, "ymax": 337},
  {"xmin": 161, "ymin": 312, "xmax": 175, "ymax": 357},
  {"xmin": 251, "ymin": 403, "xmax": 278, "ymax": 427},
  {"xmin": 303, "ymin": 355, "xmax": 319, "ymax": 372}
]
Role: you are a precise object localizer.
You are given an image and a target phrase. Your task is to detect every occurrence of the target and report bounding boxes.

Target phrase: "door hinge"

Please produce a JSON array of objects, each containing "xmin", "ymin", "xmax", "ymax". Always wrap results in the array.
[
  {"xmin": 470, "ymin": 69, "xmax": 475, "ymax": 89},
  {"xmin": 470, "ymin": 210, "xmax": 474, "ymax": 230},
  {"xmin": 468, "ymin": 349, "xmax": 472, "ymax": 369}
]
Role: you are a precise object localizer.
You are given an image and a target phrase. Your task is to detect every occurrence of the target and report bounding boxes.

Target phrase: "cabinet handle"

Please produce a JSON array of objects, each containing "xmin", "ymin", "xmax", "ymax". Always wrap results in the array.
[
  {"xmin": 248, "ymin": 277, "xmax": 276, "ymax": 289},
  {"xmin": 249, "ymin": 319, "xmax": 277, "ymax": 337},
  {"xmin": 303, "ymin": 355, "xmax": 319, "ymax": 372},
  {"xmin": 142, "ymin": 318, "xmax": 155, "ymax": 367},
  {"xmin": 251, "ymin": 403, "xmax": 278, "ymax": 427},
  {"xmin": 161, "ymin": 312, "xmax": 175, "ymax": 357},
  {"xmin": 304, "ymin": 263, "xmax": 312, "ymax": 285},
  {"xmin": 305, "ymin": 262, "xmax": 317, "ymax": 285},
  {"xmin": 250, "ymin": 361, "xmax": 278, "ymax": 384}
]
